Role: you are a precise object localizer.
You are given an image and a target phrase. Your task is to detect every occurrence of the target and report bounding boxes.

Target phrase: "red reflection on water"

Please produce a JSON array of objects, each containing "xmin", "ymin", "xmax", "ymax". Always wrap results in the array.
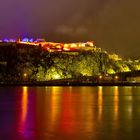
[
  {"xmin": 59, "ymin": 91, "xmax": 76, "ymax": 134},
  {"xmin": 56, "ymin": 87, "xmax": 95, "ymax": 135},
  {"xmin": 17, "ymin": 87, "xmax": 97, "ymax": 138}
]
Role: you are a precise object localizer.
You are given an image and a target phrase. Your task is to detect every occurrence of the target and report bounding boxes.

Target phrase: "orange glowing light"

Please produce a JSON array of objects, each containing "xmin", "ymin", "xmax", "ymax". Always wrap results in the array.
[
  {"xmin": 87, "ymin": 41, "xmax": 94, "ymax": 47},
  {"xmin": 98, "ymin": 86, "xmax": 103, "ymax": 120},
  {"xmin": 19, "ymin": 86, "xmax": 28, "ymax": 132},
  {"xmin": 21, "ymin": 87, "xmax": 28, "ymax": 122},
  {"xmin": 114, "ymin": 86, "xmax": 119, "ymax": 120},
  {"xmin": 49, "ymin": 87, "xmax": 62, "ymax": 131}
]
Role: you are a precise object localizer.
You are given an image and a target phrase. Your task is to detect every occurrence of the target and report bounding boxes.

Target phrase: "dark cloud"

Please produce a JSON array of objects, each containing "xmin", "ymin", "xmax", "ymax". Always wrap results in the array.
[{"xmin": 0, "ymin": 0, "xmax": 140, "ymax": 58}]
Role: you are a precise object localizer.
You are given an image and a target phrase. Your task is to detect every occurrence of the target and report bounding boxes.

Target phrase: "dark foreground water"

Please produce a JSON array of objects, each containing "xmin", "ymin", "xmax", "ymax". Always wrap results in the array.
[{"xmin": 0, "ymin": 86, "xmax": 140, "ymax": 140}]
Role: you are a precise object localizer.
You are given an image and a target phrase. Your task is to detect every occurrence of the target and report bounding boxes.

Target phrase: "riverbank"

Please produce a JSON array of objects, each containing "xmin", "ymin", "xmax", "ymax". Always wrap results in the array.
[{"xmin": 0, "ymin": 80, "xmax": 140, "ymax": 86}]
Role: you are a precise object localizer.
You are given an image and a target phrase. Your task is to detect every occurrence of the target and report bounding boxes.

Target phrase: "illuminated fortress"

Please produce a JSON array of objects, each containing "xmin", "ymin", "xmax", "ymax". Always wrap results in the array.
[
  {"xmin": 0, "ymin": 38, "xmax": 101, "ymax": 52},
  {"xmin": 0, "ymin": 37, "xmax": 140, "ymax": 83}
]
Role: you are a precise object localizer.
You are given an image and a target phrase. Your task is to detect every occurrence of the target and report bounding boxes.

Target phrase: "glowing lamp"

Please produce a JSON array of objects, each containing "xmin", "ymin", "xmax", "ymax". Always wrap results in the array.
[
  {"xmin": 23, "ymin": 73, "xmax": 27, "ymax": 77},
  {"xmin": 99, "ymin": 75, "xmax": 103, "ymax": 79},
  {"xmin": 115, "ymin": 76, "xmax": 119, "ymax": 80}
]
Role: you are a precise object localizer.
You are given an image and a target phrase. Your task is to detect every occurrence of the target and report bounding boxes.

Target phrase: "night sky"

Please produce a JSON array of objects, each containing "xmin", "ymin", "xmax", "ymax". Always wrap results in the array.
[{"xmin": 0, "ymin": 0, "xmax": 140, "ymax": 58}]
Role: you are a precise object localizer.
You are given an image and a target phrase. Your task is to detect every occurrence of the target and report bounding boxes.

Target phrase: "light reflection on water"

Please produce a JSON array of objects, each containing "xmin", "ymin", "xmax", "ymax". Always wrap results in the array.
[
  {"xmin": 114, "ymin": 86, "xmax": 119, "ymax": 121},
  {"xmin": 0, "ymin": 86, "xmax": 140, "ymax": 140},
  {"xmin": 98, "ymin": 86, "xmax": 103, "ymax": 120},
  {"xmin": 19, "ymin": 86, "xmax": 28, "ymax": 132}
]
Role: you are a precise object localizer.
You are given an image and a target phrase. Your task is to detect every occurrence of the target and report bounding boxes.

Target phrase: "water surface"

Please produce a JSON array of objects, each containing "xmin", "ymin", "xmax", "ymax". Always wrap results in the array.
[{"xmin": 0, "ymin": 86, "xmax": 140, "ymax": 140}]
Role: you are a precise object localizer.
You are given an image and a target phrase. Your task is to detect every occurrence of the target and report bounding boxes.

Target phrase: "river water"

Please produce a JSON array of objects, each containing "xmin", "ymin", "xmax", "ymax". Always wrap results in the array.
[{"xmin": 0, "ymin": 86, "xmax": 140, "ymax": 140}]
